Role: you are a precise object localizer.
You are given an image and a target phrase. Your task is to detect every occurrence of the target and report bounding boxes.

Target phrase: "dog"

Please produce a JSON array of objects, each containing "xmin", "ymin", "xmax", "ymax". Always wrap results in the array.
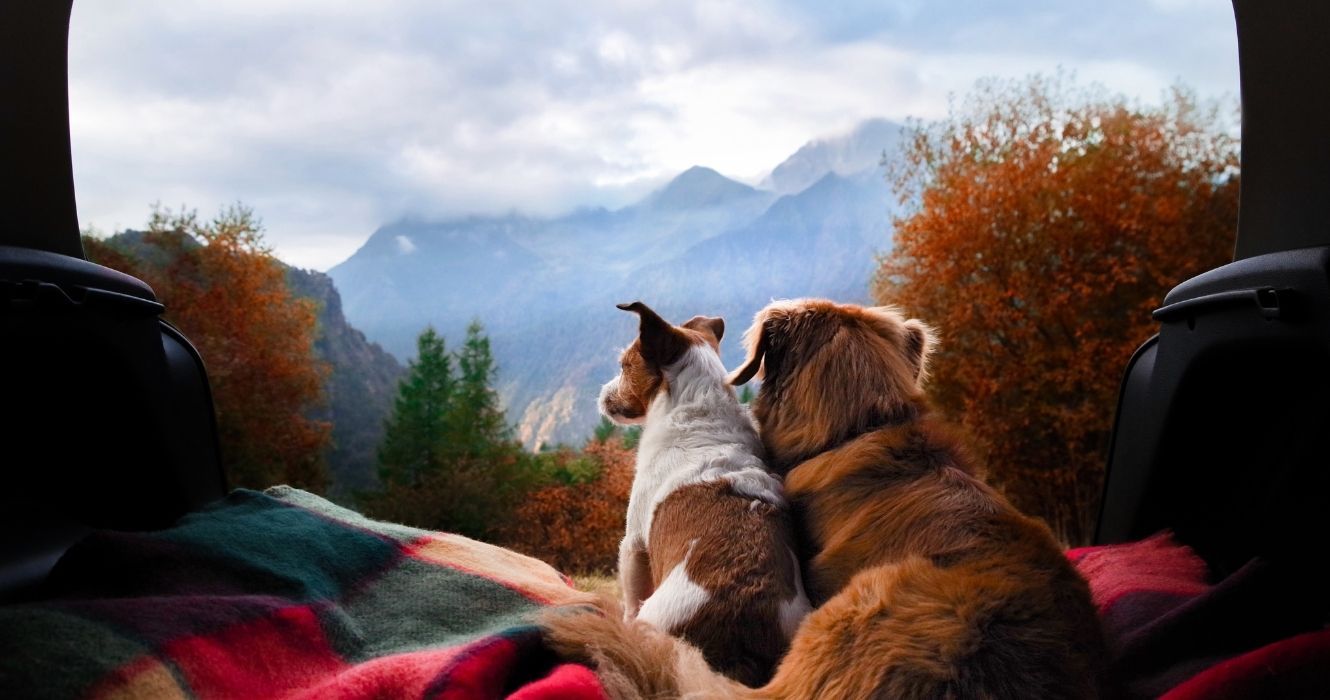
[
  {"xmin": 594, "ymin": 300, "xmax": 811, "ymax": 687},
  {"xmin": 546, "ymin": 299, "xmax": 1105, "ymax": 699}
]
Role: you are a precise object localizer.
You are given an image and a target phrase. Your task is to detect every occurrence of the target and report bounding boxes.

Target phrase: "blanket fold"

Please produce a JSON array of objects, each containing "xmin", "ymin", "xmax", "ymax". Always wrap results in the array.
[
  {"xmin": 0, "ymin": 487, "xmax": 604, "ymax": 700},
  {"xmin": 2, "ymin": 490, "xmax": 1325, "ymax": 699},
  {"xmin": 1069, "ymin": 532, "xmax": 1330, "ymax": 698}
]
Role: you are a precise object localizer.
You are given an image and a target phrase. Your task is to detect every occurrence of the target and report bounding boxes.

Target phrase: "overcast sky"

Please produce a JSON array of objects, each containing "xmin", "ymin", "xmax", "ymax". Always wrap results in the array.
[{"xmin": 69, "ymin": 0, "xmax": 1239, "ymax": 271}]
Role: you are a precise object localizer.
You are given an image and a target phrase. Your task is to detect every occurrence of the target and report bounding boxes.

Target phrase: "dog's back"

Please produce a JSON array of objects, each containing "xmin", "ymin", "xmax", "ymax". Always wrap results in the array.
[
  {"xmin": 599, "ymin": 302, "xmax": 811, "ymax": 686},
  {"xmin": 646, "ymin": 480, "xmax": 805, "ymax": 686},
  {"xmin": 768, "ymin": 414, "xmax": 1104, "ymax": 698},
  {"xmin": 733, "ymin": 299, "xmax": 1105, "ymax": 697}
]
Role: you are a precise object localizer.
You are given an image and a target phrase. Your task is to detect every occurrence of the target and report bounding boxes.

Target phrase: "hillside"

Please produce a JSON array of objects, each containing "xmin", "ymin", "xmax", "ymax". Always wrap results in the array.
[
  {"xmin": 284, "ymin": 268, "xmax": 404, "ymax": 498},
  {"xmin": 329, "ymin": 118, "xmax": 902, "ymax": 453},
  {"xmin": 92, "ymin": 230, "xmax": 403, "ymax": 498}
]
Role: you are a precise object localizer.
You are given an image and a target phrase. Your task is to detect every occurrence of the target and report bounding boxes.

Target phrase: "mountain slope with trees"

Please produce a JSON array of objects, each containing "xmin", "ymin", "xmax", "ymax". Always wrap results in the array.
[
  {"xmin": 88, "ymin": 218, "xmax": 403, "ymax": 499},
  {"xmin": 285, "ymin": 267, "xmax": 404, "ymax": 497},
  {"xmin": 84, "ymin": 206, "xmax": 331, "ymax": 493}
]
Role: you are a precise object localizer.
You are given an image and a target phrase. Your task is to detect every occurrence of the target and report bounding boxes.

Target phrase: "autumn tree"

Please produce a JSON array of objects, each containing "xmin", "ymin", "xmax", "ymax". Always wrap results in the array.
[
  {"xmin": 593, "ymin": 417, "xmax": 618, "ymax": 444},
  {"xmin": 874, "ymin": 76, "xmax": 1239, "ymax": 544},
  {"xmin": 498, "ymin": 437, "xmax": 635, "ymax": 574},
  {"xmin": 83, "ymin": 204, "xmax": 331, "ymax": 492}
]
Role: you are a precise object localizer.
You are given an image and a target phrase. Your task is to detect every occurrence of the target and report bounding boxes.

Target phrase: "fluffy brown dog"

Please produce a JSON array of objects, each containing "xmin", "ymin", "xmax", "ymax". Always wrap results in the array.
[{"xmin": 545, "ymin": 299, "xmax": 1105, "ymax": 699}]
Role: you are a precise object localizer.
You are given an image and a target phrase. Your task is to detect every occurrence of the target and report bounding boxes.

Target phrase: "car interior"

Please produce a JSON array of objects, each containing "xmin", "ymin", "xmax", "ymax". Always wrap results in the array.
[
  {"xmin": 1095, "ymin": 1, "xmax": 1330, "ymax": 589},
  {"xmin": 1, "ymin": 1, "xmax": 227, "ymax": 604},
  {"xmin": 2, "ymin": 0, "xmax": 1327, "ymax": 670}
]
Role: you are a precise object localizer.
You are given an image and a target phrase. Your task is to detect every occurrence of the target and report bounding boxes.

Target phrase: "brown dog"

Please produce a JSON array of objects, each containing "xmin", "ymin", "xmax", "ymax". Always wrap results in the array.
[{"xmin": 545, "ymin": 299, "xmax": 1104, "ymax": 699}]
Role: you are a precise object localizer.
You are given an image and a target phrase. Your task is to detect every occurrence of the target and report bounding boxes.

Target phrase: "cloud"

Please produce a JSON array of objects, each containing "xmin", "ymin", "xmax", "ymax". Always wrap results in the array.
[
  {"xmin": 67, "ymin": 0, "xmax": 1238, "ymax": 270},
  {"xmin": 395, "ymin": 235, "xmax": 417, "ymax": 254}
]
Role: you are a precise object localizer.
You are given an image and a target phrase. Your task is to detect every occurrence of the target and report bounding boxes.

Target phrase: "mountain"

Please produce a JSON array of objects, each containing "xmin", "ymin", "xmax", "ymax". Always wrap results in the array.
[
  {"xmin": 503, "ymin": 169, "xmax": 893, "ymax": 448},
  {"xmin": 647, "ymin": 165, "xmax": 764, "ymax": 209},
  {"xmin": 330, "ymin": 166, "xmax": 775, "ymax": 354},
  {"xmin": 635, "ymin": 169, "xmax": 889, "ymax": 310},
  {"xmin": 328, "ymin": 118, "xmax": 902, "ymax": 452},
  {"xmin": 285, "ymin": 267, "xmax": 404, "ymax": 498},
  {"xmin": 762, "ymin": 118, "xmax": 905, "ymax": 195}
]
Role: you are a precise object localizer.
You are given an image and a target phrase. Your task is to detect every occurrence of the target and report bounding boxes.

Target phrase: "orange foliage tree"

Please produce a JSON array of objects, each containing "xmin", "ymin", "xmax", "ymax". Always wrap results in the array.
[
  {"xmin": 498, "ymin": 438, "xmax": 634, "ymax": 574},
  {"xmin": 84, "ymin": 204, "xmax": 330, "ymax": 492},
  {"xmin": 874, "ymin": 77, "xmax": 1239, "ymax": 544}
]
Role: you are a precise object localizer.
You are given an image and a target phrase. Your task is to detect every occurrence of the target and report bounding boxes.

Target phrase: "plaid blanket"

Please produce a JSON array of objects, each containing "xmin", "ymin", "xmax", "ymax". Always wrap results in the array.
[
  {"xmin": 1069, "ymin": 533, "xmax": 1330, "ymax": 698},
  {"xmin": 2, "ymin": 489, "xmax": 1325, "ymax": 699},
  {"xmin": 0, "ymin": 487, "xmax": 606, "ymax": 700}
]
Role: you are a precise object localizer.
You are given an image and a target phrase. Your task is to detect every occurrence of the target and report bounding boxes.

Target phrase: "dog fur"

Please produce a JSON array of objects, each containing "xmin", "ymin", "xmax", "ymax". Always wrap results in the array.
[
  {"xmin": 545, "ymin": 299, "xmax": 1105, "ymax": 699},
  {"xmin": 594, "ymin": 301, "xmax": 810, "ymax": 686}
]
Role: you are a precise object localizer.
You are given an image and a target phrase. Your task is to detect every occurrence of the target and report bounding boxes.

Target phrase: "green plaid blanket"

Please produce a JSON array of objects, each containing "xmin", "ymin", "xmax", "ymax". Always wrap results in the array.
[{"xmin": 0, "ymin": 487, "xmax": 605, "ymax": 700}]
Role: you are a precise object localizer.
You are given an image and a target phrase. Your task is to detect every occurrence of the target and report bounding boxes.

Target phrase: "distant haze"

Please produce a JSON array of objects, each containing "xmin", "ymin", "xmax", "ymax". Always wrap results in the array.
[{"xmin": 330, "ymin": 119, "xmax": 900, "ymax": 449}]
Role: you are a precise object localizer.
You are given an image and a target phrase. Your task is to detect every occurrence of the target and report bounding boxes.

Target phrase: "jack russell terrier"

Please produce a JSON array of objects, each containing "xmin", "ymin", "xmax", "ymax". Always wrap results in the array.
[{"xmin": 597, "ymin": 301, "xmax": 811, "ymax": 686}]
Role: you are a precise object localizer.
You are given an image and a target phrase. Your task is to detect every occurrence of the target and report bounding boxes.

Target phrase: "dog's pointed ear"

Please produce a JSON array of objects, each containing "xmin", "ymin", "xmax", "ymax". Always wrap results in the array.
[
  {"xmin": 618, "ymin": 301, "xmax": 689, "ymax": 367},
  {"xmin": 728, "ymin": 315, "xmax": 770, "ymax": 386},
  {"xmin": 901, "ymin": 318, "xmax": 937, "ymax": 382},
  {"xmin": 682, "ymin": 315, "xmax": 724, "ymax": 343}
]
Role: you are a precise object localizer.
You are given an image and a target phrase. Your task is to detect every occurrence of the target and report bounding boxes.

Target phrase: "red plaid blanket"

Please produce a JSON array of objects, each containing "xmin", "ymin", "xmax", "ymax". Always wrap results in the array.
[
  {"xmin": 0, "ymin": 487, "xmax": 606, "ymax": 700},
  {"xmin": 1, "ymin": 489, "xmax": 1324, "ymax": 698},
  {"xmin": 1070, "ymin": 533, "xmax": 1330, "ymax": 698}
]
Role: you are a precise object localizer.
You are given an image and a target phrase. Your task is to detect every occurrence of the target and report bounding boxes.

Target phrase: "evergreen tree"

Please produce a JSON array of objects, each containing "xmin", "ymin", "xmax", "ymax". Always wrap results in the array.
[
  {"xmin": 447, "ymin": 320, "xmax": 508, "ymax": 456},
  {"xmin": 593, "ymin": 416, "xmax": 617, "ymax": 443},
  {"xmin": 378, "ymin": 327, "xmax": 452, "ymax": 486},
  {"xmin": 621, "ymin": 426, "xmax": 642, "ymax": 450},
  {"xmin": 365, "ymin": 320, "xmax": 534, "ymax": 541},
  {"xmin": 738, "ymin": 385, "xmax": 755, "ymax": 404}
]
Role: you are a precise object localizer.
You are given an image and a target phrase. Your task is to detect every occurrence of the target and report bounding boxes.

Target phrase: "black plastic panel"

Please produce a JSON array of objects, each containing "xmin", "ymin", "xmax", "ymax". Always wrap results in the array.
[
  {"xmin": 1233, "ymin": 0, "xmax": 1330, "ymax": 259},
  {"xmin": 1, "ymin": 249, "xmax": 225, "ymax": 601},
  {"xmin": 1097, "ymin": 248, "xmax": 1330, "ymax": 577},
  {"xmin": 0, "ymin": 1, "xmax": 82, "ymax": 258}
]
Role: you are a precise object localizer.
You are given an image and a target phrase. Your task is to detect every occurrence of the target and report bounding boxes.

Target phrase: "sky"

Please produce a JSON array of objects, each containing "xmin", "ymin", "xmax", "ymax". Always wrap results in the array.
[{"xmin": 69, "ymin": 0, "xmax": 1239, "ymax": 271}]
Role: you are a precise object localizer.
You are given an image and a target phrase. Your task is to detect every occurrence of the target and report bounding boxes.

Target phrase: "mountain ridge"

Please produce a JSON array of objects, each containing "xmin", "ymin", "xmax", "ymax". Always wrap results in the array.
[{"xmin": 328, "ymin": 118, "xmax": 903, "ymax": 465}]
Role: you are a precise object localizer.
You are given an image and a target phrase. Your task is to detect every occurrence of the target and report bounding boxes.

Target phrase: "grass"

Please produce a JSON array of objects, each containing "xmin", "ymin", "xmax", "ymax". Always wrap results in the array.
[{"xmin": 572, "ymin": 573, "xmax": 621, "ymax": 598}]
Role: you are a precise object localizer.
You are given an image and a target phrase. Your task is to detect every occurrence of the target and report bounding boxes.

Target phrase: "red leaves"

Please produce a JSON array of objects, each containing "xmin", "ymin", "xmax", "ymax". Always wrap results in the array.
[
  {"xmin": 876, "ymin": 77, "xmax": 1238, "ymax": 544},
  {"xmin": 497, "ymin": 439, "xmax": 635, "ymax": 574},
  {"xmin": 85, "ymin": 204, "xmax": 331, "ymax": 493}
]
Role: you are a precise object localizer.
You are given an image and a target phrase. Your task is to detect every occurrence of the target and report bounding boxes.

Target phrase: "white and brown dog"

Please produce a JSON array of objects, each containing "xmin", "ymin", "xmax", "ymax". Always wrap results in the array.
[{"xmin": 597, "ymin": 301, "xmax": 811, "ymax": 687}]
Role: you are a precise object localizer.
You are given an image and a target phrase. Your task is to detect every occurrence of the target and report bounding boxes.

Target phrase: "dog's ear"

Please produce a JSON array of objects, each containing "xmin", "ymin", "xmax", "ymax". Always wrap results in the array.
[
  {"xmin": 728, "ymin": 315, "xmax": 770, "ymax": 386},
  {"xmin": 901, "ymin": 318, "xmax": 937, "ymax": 382},
  {"xmin": 618, "ymin": 301, "xmax": 690, "ymax": 367},
  {"xmin": 682, "ymin": 315, "xmax": 724, "ymax": 344}
]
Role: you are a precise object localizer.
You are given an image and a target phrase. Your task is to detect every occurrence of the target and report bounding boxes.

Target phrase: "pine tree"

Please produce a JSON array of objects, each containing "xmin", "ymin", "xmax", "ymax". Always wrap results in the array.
[
  {"xmin": 378, "ymin": 327, "xmax": 453, "ymax": 486},
  {"xmin": 593, "ymin": 416, "xmax": 617, "ymax": 443},
  {"xmin": 447, "ymin": 319, "xmax": 509, "ymax": 457},
  {"xmin": 364, "ymin": 321, "xmax": 536, "ymax": 540}
]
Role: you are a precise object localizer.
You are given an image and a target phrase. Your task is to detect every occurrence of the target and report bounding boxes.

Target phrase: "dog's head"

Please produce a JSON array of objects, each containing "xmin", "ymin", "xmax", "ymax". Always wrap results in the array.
[
  {"xmin": 599, "ymin": 301, "xmax": 725, "ymax": 425},
  {"xmin": 729, "ymin": 299, "xmax": 936, "ymax": 471}
]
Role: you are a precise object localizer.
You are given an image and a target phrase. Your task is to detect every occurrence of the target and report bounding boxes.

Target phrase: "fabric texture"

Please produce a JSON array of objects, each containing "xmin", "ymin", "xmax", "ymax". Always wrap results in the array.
[
  {"xmin": 1068, "ymin": 532, "xmax": 1329, "ymax": 698},
  {"xmin": 0, "ymin": 487, "xmax": 604, "ymax": 700},
  {"xmin": 2, "ymin": 489, "xmax": 1326, "ymax": 699}
]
